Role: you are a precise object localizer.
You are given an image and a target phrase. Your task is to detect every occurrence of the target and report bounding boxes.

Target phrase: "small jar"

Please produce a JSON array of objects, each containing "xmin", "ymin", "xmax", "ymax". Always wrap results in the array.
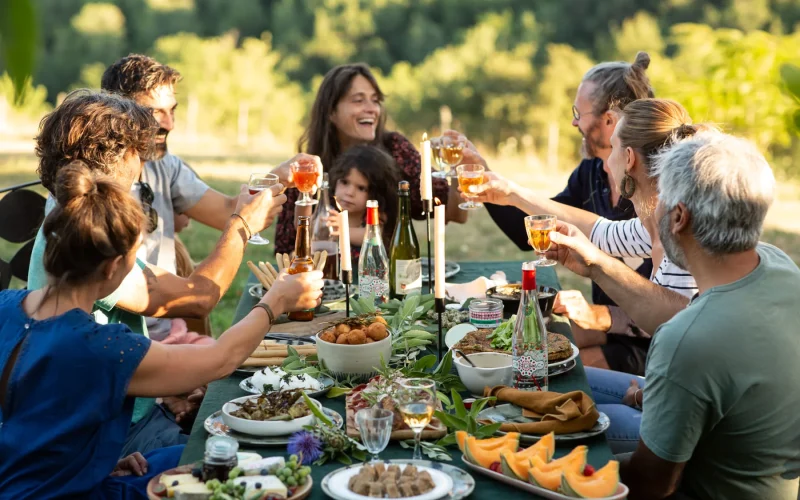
[
  {"xmin": 202, "ymin": 435, "xmax": 239, "ymax": 482},
  {"xmin": 469, "ymin": 298, "xmax": 504, "ymax": 329}
]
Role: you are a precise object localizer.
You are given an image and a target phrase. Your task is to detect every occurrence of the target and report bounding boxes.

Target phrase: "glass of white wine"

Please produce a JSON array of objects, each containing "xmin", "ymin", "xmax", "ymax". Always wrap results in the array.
[
  {"xmin": 396, "ymin": 378, "xmax": 436, "ymax": 460},
  {"xmin": 525, "ymin": 214, "xmax": 557, "ymax": 266},
  {"xmin": 355, "ymin": 408, "xmax": 394, "ymax": 462}
]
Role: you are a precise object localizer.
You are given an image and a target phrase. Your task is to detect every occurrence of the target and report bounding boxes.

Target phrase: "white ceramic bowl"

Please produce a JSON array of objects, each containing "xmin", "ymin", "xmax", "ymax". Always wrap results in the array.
[
  {"xmin": 454, "ymin": 352, "xmax": 513, "ymax": 397},
  {"xmin": 221, "ymin": 395, "xmax": 322, "ymax": 436},
  {"xmin": 315, "ymin": 331, "xmax": 392, "ymax": 378}
]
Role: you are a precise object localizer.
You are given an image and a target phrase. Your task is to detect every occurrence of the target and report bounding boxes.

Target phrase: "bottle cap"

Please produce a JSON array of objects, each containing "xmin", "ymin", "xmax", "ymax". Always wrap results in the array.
[
  {"xmin": 399, "ymin": 181, "xmax": 410, "ymax": 191},
  {"xmin": 205, "ymin": 436, "xmax": 238, "ymax": 460},
  {"xmin": 366, "ymin": 200, "xmax": 379, "ymax": 225},
  {"xmin": 521, "ymin": 261, "xmax": 537, "ymax": 291}
]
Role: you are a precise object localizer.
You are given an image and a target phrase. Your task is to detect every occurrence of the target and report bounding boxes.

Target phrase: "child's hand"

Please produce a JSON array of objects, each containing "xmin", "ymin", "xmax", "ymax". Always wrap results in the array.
[{"xmin": 326, "ymin": 208, "xmax": 341, "ymax": 237}]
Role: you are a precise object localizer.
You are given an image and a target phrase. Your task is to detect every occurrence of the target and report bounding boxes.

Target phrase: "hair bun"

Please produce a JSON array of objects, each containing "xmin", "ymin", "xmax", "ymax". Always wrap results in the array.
[
  {"xmin": 54, "ymin": 160, "xmax": 98, "ymax": 206},
  {"xmin": 674, "ymin": 123, "xmax": 697, "ymax": 139},
  {"xmin": 633, "ymin": 51, "xmax": 651, "ymax": 71}
]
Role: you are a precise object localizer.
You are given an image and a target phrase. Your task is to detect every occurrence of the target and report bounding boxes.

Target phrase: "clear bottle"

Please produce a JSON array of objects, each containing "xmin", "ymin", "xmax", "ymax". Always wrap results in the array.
[
  {"xmin": 512, "ymin": 261, "xmax": 549, "ymax": 391},
  {"xmin": 310, "ymin": 173, "xmax": 339, "ymax": 281},
  {"xmin": 287, "ymin": 216, "xmax": 315, "ymax": 321},
  {"xmin": 390, "ymin": 181, "xmax": 422, "ymax": 298},
  {"xmin": 202, "ymin": 436, "xmax": 238, "ymax": 482},
  {"xmin": 358, "ymin": 200, "xmax": 390, "ymax": 305}
]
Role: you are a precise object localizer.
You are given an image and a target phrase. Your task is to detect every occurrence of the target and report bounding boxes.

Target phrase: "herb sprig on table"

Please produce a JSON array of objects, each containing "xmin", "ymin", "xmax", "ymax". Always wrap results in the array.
[{"xmin": 435, "ymin": 389, "xmax": 502, "ymax": 447}]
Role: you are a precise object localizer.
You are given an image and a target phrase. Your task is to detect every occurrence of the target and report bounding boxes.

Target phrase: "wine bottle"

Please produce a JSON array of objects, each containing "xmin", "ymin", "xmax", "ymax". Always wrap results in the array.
[
  {"xmin": 512, "ymin": 261, "xmax": 548, "ymax": 391},
  {"xmin": 358, "ymin": 200, "xmax": 390, "ymax": 305},
  {"xmin": 310, "ymin": 173, "xmax": 339, "ymax": 280},
  {"xmin": 390, "ymin": 181, "xmax": 422, "ymax": 298},
  {"xmin": 287, "ymin": 216, "xmax": 315, "ymax": 321}
]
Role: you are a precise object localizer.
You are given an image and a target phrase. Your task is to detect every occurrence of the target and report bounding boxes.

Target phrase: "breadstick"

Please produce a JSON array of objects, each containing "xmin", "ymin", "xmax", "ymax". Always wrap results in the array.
[
  {"xmin": 258, "ymin": 262, "xmax": 275, "ymax": 287},
  {"xmin": 282, "ymin": 253, "xmax": 291, "ymax": 270},
  {"xmin": 254, "ymin": 345, "xmax": 317, "ymax": 354},
  {"xmin": 264, "ymin": 262, "xmax": 278, "ymax": 282},
  {"xmin": 275, "ymin": 253, "xmax": 285, "ymax": 272},
  {"xmin": 312, "ymin": 251, "xmax": 320, "ymax": 270},
  {"xmin": 315, "ymin": 250, "xmax": 328, "ymax": 271},
  {"xmin": 241, "ymin": 357, "xmax": 286, "ymax": 367},
  {"xmin": 247, "ymin": 261, "xmax": 270, "ymax": 289}
]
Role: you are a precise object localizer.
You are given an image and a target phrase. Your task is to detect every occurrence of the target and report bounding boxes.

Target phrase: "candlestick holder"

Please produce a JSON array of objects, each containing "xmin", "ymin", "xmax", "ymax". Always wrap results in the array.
[
  {"xmin": 341, "ymin": 269, "xmax": 353, "ymax": 318},
  {"xmin": 423, "ymin": 198, "xmax": 433, "ymax": 295},
  {"xmin": 435, "ymin": 297, "xmax": 445, "ymax": 362}
]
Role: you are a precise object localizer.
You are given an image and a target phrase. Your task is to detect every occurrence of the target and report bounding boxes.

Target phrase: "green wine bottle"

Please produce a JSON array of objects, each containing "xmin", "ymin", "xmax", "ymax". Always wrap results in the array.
[{"xmin": 390, "ymin": 181, "xmax": 422, "ymax": 298}]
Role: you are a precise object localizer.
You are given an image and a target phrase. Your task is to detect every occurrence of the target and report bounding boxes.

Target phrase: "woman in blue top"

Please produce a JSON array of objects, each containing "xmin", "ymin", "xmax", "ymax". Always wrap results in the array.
[{"xmin": 0, "ymin": 162, "xmax": 324, "ymax": 499}]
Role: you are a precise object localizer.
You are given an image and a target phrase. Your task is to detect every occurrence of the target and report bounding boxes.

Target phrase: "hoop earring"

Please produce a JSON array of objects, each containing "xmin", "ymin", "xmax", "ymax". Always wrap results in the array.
[{"xmin": 620, "ymin": 173, "xmax": 636, "ymax": 199}]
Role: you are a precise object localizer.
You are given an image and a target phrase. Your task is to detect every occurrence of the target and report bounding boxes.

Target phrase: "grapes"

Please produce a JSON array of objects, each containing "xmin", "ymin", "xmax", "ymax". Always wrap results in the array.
[
  {"xmin": 274, "ymin": 457, "xmax": 312, "ymax": 490},
  {"xmin": 229, "ymin": 467, "xmax": 243, "ymax": 479}
]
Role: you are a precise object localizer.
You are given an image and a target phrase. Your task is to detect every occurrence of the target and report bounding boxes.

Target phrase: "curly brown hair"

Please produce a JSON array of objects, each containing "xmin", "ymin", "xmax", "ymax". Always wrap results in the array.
[
  {"xmin": 101, "ymin": 54, "xmax": 181, "ymax": 99},
  {"xmin": 35, "ymin": 89, "xmax": 157, "ymax": 194}
]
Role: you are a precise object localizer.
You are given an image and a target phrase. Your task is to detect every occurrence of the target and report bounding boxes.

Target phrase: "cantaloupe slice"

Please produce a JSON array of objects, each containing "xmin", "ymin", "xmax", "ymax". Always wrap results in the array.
[
  {"xmin": 500, "ymin": 451, "xmax": 531, "ymax": 480},
  {"xmin": 457, "ymin": 432, "xmax": 520, "ymax": 454},
  {"xmin": 560, "ymin": 460, "xmax": 620, "ymax": 498},
  {"xmin": 518, "ymin": 432, "xmax": 555, "ymax": 462},
  {"xmin": 527, "ymin": 446, "xmax": 587, "ymax": 492},
  {"xmin": 531, "ymin": 446, "xmax": 587, "ymax": 472},
  {"xmin": 464, "ymin": 435, "xmax": 520, "ymax": 469}
]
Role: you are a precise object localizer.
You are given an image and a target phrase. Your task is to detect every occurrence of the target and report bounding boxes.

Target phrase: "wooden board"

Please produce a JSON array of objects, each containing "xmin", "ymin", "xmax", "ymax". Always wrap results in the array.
[
  {"xmin": 345, "ymin": 396, "xmax": 447, "ymax": 441},
  {"xmin": 269, "ymin": 311, "xmax": 346, "ymax": 336}
]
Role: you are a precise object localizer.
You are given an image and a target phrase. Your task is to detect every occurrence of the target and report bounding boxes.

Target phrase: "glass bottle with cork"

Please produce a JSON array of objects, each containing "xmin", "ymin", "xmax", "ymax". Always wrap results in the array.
[
  {"xmin": 310, "ymin": 173, "xmax": 339, "ymax": 281},
  {"xmin": 202, "ymin": 435, "xmax": 238, "ymax": 482},
  {"xmin": 287, "ymin": 216, "xmax": 315, "ymax": 321},
  {"xmin": 358, "ymin": 200, "xmax": 390, "ymax": 305},
  {"xmin": 511, "ymin": 261, "xmax": 549, "ymax": 391},
  {"xmin": 390, "ymin": 181, "xmax": 422, "ymax": 298}
]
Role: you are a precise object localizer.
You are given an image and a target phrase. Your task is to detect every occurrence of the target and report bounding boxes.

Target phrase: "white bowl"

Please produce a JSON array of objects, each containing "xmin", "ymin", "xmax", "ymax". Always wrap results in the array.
[
  {"xmin": 221, "ymin": 395, "xmax": 322, "ymax": 436},
  {"xmin": 315, "ymin": 331, "xmax": 392, "ymax": 378},
  {"xmin": 454, "ymin": 352, "xmax": 513, "ymax": 397}
]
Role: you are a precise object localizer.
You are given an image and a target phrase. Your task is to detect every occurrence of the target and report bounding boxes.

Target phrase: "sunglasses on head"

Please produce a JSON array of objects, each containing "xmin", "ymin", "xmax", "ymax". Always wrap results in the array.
[{"xmin": 138, "ymin": 181, "xmax": 158, "ymax": 233}]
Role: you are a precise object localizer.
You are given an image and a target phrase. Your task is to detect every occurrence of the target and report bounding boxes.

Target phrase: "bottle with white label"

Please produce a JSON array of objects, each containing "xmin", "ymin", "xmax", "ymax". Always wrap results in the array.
[
  {"xmin": 389, "ymin": 181, "xmax": 421, "ymax": 298},
  {"xmin": 358, "ymin": 200, "xmax": 390, "ymax": 305}
]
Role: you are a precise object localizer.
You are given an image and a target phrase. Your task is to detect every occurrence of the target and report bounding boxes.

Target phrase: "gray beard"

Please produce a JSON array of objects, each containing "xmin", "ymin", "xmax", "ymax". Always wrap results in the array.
[
  {"xmin": 659, "ymin": 211, "xmax": 689, "ymax": 271},
  {"xmin": 152, "ymin": 141, "xmax": 168, "ymax": 160}
]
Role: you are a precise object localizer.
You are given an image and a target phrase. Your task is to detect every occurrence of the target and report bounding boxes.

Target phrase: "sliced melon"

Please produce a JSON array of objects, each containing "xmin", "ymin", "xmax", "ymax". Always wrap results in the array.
[
  {"xmin": 530, "ymin": 446, "xmax": 587, "ymax": 472},
  {"xmin": 529, "ymin": 465, "xmax": 564, "ymax": 491},
  {"xmin": 561, "ymin": 460, "xmax": 620, "ymax": 498},
  {"xmin": 464, "ymin": 436, "xmax": 519, "ymax": 469},
  {"xmin": 456, "ymin": 431, "xmax": 469, "ymax": 453},
  {"xmin": 500, "ymin": 450, "xmax": 532, "ymax": 480},
  {"xmin": 528, "ymin": 446, "xmax": 587, "ymax": 492},
  {"xmin": 517, "ymin": 432, "xmax": 555, "ymax": 462}
]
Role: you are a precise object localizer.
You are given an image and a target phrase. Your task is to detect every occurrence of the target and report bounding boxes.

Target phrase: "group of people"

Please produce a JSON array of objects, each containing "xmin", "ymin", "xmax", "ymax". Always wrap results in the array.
[{"xmin": 0, "ymin": 47, "xmax": 797, "ymax": 500}]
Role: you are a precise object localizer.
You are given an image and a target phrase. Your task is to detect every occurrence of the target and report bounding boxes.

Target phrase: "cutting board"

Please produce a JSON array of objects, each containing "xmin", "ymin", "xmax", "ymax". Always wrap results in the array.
[
  {"xmin": 270, "ymin": 311, "xmax": 346, "ymax": 336},
  {"xmin": 345, "ymin": 395, "xmax": 447, "ymax": 441}
]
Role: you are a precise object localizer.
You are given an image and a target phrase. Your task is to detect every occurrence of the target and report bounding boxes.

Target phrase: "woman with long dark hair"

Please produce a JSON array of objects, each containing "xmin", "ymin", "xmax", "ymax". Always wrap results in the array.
[{"xmin": 273, "ymin": 63, "xmax": 465, "ymax": 255}]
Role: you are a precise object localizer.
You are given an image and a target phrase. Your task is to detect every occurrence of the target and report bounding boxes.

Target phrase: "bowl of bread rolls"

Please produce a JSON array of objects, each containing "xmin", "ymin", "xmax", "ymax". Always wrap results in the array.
[{"xmin": 315, "ymin": 314, "xmax": 393, "ymax": 377}]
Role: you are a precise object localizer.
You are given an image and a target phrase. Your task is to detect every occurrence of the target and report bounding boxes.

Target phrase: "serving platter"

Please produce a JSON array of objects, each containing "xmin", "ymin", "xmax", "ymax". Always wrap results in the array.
[
  {"xmin": 204, "ymin": 407, "xmax": 343, "ymax": 446},
  {"xmin": 476, "ymin": 406, "xmax": 610, "ymax": 443},
  {"xmin": 239, "ymin": 374, "xmax": 334, "ymax": 398}
]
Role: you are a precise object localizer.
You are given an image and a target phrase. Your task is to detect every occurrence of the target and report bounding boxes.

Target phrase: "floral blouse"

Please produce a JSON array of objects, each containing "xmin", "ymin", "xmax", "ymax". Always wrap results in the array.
[{"xmin": 274, "ymin": 131, "xmax": 449, "ymax": 258}]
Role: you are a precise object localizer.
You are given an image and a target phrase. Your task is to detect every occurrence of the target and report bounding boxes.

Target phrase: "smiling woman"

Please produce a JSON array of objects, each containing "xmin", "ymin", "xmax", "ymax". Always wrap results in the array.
[{"xmin": 274, "ymin": 63, "xmax": 454, "ymax": 256}]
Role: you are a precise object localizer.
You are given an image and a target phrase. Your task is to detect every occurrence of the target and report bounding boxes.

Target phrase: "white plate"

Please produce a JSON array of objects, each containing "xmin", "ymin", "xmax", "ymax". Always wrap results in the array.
[
  {"xmin": 239, "ymin": 374, "xmax": 334, "ymax": 398},
  {"xmin": 461, "ymin": 456, "xmax": 629, "ymax": 500},
  {"xmin": 445, "ymin": 324, "xmax": 580, "ymax": 369},
  {"xmin": 221, "ymin": 395, "xmax": 322, "ymax": 437},
  {"xmin": 323, "ymin": 463, "xmax": 454, "ymax": 500}
]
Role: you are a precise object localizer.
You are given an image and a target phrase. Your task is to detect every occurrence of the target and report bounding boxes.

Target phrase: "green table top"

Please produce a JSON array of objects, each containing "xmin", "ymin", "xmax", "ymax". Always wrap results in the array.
[{"xmin": 180, "ymin": 262, "xmax": 613, "ymax": 499}]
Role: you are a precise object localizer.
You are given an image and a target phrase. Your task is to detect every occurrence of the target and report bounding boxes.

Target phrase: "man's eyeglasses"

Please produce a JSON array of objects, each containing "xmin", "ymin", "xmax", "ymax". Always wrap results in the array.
[
  {"xmin": 572, "ymin": 105, "xmax": 593, "ymax": 121},
  {"xmin": 138, "ymin": 181, "xmax": 158, "ymax": 233}
]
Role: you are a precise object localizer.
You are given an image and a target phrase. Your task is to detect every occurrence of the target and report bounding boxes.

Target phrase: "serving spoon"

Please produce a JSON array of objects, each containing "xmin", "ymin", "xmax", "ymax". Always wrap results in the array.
[{"xmin": 453, "ymin": 349, "xmax": 477, "ymax": 368}]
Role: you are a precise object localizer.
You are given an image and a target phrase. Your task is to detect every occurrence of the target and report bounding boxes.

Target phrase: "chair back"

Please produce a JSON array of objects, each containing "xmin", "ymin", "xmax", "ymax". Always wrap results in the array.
[{"xmin": 0, "ymin": 181, "xmax": 46, "ymax": 290}]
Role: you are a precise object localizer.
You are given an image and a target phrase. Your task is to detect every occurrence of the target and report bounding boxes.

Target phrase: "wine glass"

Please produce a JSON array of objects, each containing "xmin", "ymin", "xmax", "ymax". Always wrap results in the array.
[
  {"xmin": 430, "ymin": 136, "xmax": 448, "ymax": 178},
  {"xmin": 355, "ymin": 408, "xmax": 394, "ymax": 462},
  {"xmin": 438, "ymin": 136, "xmax": 465, "ymax": 178},
  {"xmin": 291, "ymin": 160, "xmax": 319, "ymax": 207},
  {"xmin": 525, "ymin": 215, "xmax": 557, "ymax": 266},
  {"xmin": 247, "ymin": 173, "xmax": 279, "ymax": 245},
  {"xmin": 396, "ymin": 378, "xmax": 436, "ymax": 461},
  {"xmin": 456, "ymin": 164, "xmax": 485, "ymax": 210}
]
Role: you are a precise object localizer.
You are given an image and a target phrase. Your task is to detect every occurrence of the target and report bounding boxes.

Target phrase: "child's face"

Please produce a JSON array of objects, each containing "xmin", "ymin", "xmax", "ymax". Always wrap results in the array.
[{"xmin": 334, "ymin": 168, "xmax": 369, "ymax": 214}]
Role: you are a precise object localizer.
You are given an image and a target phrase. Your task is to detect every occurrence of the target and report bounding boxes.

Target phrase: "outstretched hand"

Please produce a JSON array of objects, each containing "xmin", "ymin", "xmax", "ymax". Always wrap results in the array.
[
  {"xmin": 459, "ymin": 171, "xmax": 516, "ymax": 206},
  {"xmin": 271, "ymin": 153, "xmax": 324, "ymax": 193},
  {"xmin": 111, "ymin": 452, "xmax": 148, "ymax": 477},
  {"xmin": 544, "ymin": 221, "xmax": 604, "ymax": 278}
]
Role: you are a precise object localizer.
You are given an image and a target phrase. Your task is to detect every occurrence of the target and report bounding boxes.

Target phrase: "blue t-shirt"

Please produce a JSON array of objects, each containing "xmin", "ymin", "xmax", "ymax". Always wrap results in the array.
[{"xmin": 0, "ymin": 289, "xmax": 152, "ymax": 498}]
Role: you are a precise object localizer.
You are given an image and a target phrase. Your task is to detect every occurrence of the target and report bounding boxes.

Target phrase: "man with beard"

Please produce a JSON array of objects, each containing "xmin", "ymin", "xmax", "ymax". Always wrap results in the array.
[{"xmin": 545, "ymin": 133, "xmax": 800, "ymax": 500}]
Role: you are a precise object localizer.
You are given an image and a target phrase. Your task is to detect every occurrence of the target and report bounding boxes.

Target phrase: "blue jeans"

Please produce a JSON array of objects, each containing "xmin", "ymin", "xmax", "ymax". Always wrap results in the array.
[
  {"xmin": 98, "ymin": 445, "xmax": 184, "ymax": 499},
  {"xmin": 586, "ymin": 367, "xmax": 646, "ymax": 454}
]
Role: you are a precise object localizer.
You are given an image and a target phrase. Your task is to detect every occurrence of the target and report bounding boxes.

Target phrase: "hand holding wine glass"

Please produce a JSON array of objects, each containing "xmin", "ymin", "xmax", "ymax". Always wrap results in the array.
[
  {"xmin": 396, "ymin": 378, "xmax": 436, "ymax": 461},
  {"xmin": 242, "ymin": 173, "xmax": 283, "ymax": 245},
  {"xmin": 292, "ymin": 159, "xmax": 320, "ymax": 206},
  {"xmin": 270, "ymin": 153, "xmax": 323, "ymax": 191},
  {"xmin": 456, "ymin": 164, "xmax": 486, "ymax": 210},
  {"xmin": 525, "ymin": 215, "xmax": 558, "ymax": 266}
]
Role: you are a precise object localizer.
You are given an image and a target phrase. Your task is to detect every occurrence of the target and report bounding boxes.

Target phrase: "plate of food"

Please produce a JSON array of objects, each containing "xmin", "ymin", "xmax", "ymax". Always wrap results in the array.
[
  {"xmin": 486, "ymin": 284, "xmax": 558, "ymax": 318},
  {"xmin": 321, "ymin": 461, "xmax": 453, "ymax": 500},
  {"xmin": 315, "ymin": 314, "xmax": 393, "ymax": 378},
  {"xmin": 235, "ymin": 339, "xmax": 317, "ymax": 375},
  {"xmin": 239, "ymin": 366, "xmax": 333, "ymax": 398},
  {"xmin": 420, "ymin": 258, "xmax": 460, "ymax": 281},
  {"xmin": 476, "ymin": 405, "xmax": 610, "ymax": 443},
  {"xmin": 205, "ymin": 407, "xmax": 343, "ymax": 446},
  {"xmin": 221, "ymin": 389, "xmax": 323, "ymax": 437}
]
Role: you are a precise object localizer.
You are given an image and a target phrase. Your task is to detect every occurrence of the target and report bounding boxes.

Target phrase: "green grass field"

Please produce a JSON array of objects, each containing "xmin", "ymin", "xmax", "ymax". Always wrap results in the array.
[{"xmin": 2, "ymin": 152, "xmax": 798, "ymax": 335}]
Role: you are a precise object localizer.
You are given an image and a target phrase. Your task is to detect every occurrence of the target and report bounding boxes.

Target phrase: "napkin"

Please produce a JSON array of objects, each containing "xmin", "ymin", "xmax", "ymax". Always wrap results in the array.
[
  {"xmin": 479, "ymin": 386, "xmax": 599, "ymax": 435},
  {"xmin": 445, "ymin": 271, "xmax": 508, "ymax": 305}
]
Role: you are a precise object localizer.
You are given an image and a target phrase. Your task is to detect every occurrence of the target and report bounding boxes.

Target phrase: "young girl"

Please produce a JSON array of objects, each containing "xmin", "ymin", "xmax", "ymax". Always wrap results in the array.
[
  {"xmin": 327, "ymin": 145, "xmax": 401, "ymax": 269},
  {"xmin": 0, "ymin": 162, "xmax": 323, "ymax": 498}
]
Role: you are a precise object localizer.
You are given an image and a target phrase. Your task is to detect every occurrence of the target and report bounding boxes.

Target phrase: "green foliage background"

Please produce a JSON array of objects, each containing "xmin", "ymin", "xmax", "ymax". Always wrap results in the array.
[{"xmin": 2, "ymin": 0, "xmax": 800, "ymax": 177}]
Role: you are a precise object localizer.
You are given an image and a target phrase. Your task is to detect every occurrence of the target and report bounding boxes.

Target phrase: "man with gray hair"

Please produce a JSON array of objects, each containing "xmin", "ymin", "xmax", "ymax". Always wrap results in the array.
[{"xmin": 546, "ymin": 132, "xmax": 800, "ymax": 499}]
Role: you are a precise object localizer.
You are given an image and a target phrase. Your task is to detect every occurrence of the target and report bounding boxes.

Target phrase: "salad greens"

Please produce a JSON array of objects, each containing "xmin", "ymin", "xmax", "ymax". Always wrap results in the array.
[{"xmin": 486, "ymin": 314, "xmax": 516, "ymax": 350}]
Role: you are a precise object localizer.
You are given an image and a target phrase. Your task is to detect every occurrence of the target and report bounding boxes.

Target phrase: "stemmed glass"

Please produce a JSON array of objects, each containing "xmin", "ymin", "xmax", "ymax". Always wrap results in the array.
[
  {"xmin": 396, "ymin": 378, "xmax": 436, "ymax": 461},
  {"xmin": 430, "ymin": 136, "xmax": 448, "ymax": 178},
  {"xmin": 456, "ymin": 164, "xmax": 485, "ymax": 210},
  {"xmin": 355, "ymin": 408, "xmax": 394, "ymax": 463},
  {"xmin": 291, "ymin": 160, "xmax": 319, "ymax": 206},
  {"xmin": 525, "ymin": 214, "xmax": 558, "ymax": 266},
  {"xmin": 247, "ymin": 173, "xmax": 279, "ymax": 245},
  {"xmin": 438, "ymin": 136, "xmax": 465, "ymax": 178}
]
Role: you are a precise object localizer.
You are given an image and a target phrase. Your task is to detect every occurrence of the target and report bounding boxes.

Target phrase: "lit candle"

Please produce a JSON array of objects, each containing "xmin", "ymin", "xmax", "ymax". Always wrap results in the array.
[
  {"xmin": 421, "ymin": 133, "xmax": 432, "ymax": 201},
  {"xmin": 434, "ymin": 204, "xmax": 445, "ymax": 298},
  {"xmin": 339, "ymin": 210, "xmax": 351, "ymax": 271}
]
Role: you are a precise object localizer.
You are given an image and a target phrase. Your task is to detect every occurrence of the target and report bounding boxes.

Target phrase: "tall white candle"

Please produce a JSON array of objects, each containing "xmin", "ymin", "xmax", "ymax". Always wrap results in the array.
[
  {"xmin": 434, "ymin": 205, "xmax": 445, "ymax": 298},
  {"xmin": 339, "ymin": 210, "xmax": 351, "ymax": 271},
  {"xmin": 421, "ymin": 134, "xmax": 432, "ymax": 201}
]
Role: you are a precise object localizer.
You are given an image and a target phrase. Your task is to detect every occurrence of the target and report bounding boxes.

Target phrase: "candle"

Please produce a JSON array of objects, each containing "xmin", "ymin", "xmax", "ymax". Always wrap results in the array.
[
  {"xmin": 434, "ymin": 204, "xmax": 445, "ymax": 298},
  {"xmin": 339, "ymin": 210, "xmax": 351, "ymax": 271},
  {"xmin": 421, "ymin": 133, "xmax": 432, "ymax": 201}
]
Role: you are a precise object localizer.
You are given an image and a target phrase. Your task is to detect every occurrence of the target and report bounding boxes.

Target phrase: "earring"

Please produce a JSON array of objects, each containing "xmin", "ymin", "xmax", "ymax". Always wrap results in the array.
[{"xmin": 620, "ymin": 173, "xmax": 636, "ymax": 199}]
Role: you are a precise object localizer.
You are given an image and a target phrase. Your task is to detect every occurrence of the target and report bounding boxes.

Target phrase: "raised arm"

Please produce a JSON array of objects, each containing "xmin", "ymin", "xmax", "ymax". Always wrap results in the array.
[
  {"xmin": 184, "ymin": 188, "xmax": 238, "ymax": 231},
  {"xmin": 546, "ymin": 221, "xmax": 688, "ymax": 333},
  {"xmin": 115, "ymin": 183, "xmax": 287, "ymax": 319},
  {"xmin": 128, "ymin": 270, "xmax": 324, "ymax": 397},
  {"xmin": 590, "ymin": 217, "xmax": 653, "ymax": 258}
]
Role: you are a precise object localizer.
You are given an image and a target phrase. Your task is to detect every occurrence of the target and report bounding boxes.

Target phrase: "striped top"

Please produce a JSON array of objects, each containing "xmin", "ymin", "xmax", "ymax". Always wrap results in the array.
[{"xmin": 590, "ymin": 217, "xmax": 698, "ymax": 298}]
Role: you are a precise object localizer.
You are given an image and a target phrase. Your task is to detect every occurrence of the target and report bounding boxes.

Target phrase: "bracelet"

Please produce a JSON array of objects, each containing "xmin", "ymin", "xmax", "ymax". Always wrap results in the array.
[
  {"xmin": 252, "ymin": 302, "xmax": 276, "ymax": 327},
  {"xmin": 231, "ymin": 213, "xmax": 252, "ymax": 240},
  {"xmin": 634, "ymin": 389, "xmax": 643, "ymax": 410}
]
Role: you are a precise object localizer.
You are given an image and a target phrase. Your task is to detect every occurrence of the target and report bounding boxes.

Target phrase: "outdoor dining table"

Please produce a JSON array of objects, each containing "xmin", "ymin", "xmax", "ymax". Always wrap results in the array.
[{"xmin": 179, "ymin": 261, "xmax": 615, "ymax": 499}]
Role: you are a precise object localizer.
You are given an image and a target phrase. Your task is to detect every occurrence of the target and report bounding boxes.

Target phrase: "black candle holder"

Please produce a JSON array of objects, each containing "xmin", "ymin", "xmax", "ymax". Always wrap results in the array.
[
  {"xmin": 341, "ymin": 269, "xmax": 353, "ymax": 318},
  {"xmin": 435, "ymin": 297, "xmax": 445, "ymax": 362},
  {"xmin": 422, "ymin": 198, "xmax": 433, "ymax": 295}
]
